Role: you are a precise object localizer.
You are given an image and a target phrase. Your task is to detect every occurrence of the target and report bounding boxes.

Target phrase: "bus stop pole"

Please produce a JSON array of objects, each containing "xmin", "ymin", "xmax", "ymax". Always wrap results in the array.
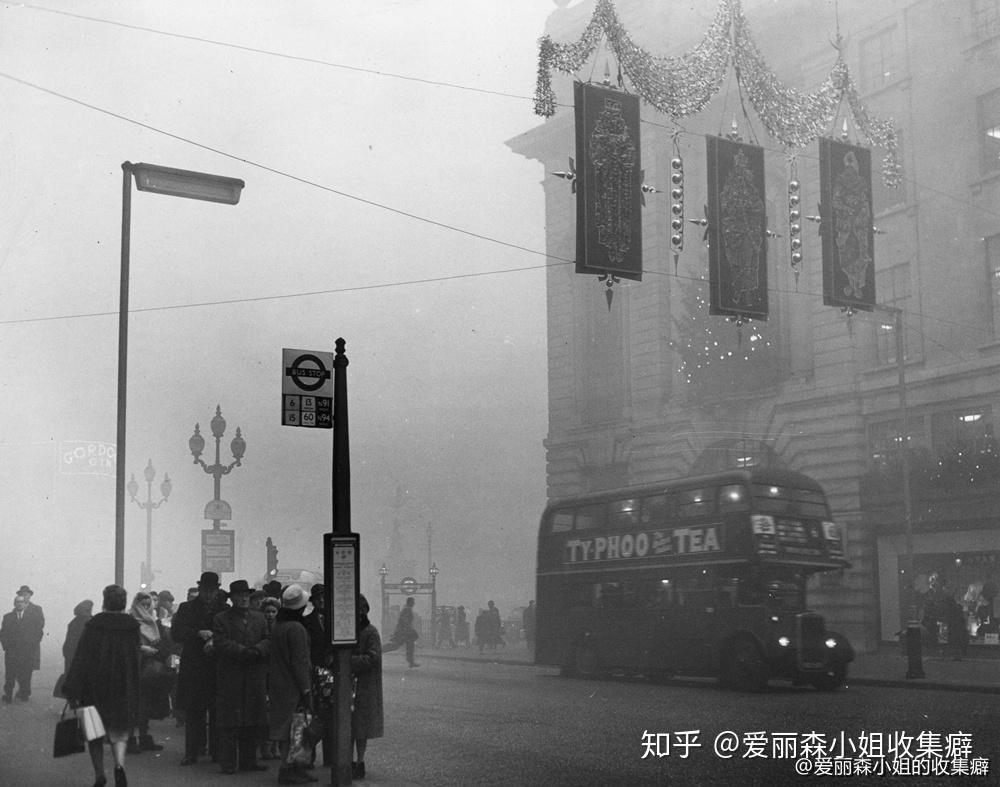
[{"xmin": 331, "ymin": 338, "xmax": 354, "ymax": 785}]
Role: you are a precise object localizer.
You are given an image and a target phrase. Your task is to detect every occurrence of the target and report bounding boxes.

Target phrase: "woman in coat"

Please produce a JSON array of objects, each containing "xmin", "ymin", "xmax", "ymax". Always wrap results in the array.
[
  {"xmin": 63, "ymin": 584, "xmax": 140, "ymax": 787},
  {"xmin": 127, "ymin": 591, "xmax": 173, "ymax": 752},
  {"xmin": 267, "ymin": 584, "xmax": 315, "ymax": 784},
  {"xmin": 56, "ymin": 599, "xmax": 92, "ymax": 698},
  {"xmin": 350, "ymin": 594, "xmax": 383, "ymax": 781}
]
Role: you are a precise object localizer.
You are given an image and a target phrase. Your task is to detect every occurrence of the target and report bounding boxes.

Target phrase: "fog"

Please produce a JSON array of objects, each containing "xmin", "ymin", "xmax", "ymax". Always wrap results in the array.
[{"xmin": 0, "ymin": 1, "xmax": 553, "ymax": 641}]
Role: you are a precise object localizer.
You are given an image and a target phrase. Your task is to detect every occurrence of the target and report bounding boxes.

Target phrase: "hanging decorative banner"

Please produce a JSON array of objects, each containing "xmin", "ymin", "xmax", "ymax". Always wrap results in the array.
[
  {"xmin": 574, "ymin": 81, "xmax": 643, "ymax": 281},
  {"xmin": 819, "ymin": 137, "xmax": 876, "ymax": 312},
  {"xmin": 534, "ymin": 0, "xmax": 900, "ymax": 186},
  {"xmin": 706, "ymin": 136, "xmax": 768, "ymax": 320}
]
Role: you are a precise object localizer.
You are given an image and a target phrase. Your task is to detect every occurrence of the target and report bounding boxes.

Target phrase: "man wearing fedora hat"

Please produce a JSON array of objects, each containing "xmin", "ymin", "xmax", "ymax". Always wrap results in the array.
[
  {"xmin": 213, "ymin": 579, "xmax": 271, "ymax": 774},
  {"xmin": 1, "ymin": 590, "xmax": 44, "ymax": 702},
  {"xmin": 172, "ymin": 571, "xmax": 228, "ymax": 766}
]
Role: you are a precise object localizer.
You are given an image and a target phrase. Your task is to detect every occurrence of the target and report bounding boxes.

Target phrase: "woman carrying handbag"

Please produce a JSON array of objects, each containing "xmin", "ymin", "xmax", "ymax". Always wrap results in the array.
[{"xmin": 63, "ymin": 584, "xmax": 141, "ymax": 787}]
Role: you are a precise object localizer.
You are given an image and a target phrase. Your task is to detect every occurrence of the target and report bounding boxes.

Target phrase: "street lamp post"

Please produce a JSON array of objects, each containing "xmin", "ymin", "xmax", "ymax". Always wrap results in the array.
[
  {"xmin": 189, "ymin": 405, "xmax": 246, "ymax": 530},
  {"xmin": 379, "ymin": 563, "xmax": 389, "ymax": 635},
  {"xmin": 127, "ymin": 459, "xmax": 171, "ymax": 589},
  {"xmin": 429, "ymin": 562, "xmax": 439, "ymax": 648},
  {"xmin": 115, "ymin": 162, "xmax": 244, "ymax": 585}
]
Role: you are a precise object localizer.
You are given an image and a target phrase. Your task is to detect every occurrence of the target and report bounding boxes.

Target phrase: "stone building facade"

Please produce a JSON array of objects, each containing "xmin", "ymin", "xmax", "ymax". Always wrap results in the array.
[{"xmin": 510, "ymin": 0, "xmax": 1000, "ymax": 652}]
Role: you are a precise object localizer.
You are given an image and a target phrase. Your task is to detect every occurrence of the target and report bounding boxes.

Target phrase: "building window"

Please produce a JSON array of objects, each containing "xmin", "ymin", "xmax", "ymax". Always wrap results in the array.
[
  {"xmin": 987, "ymin": 234, "xmax": 1000, "ymax": 338},
  {"xmin": 874, "ymin": 263, "xmax": 911, "ymax": 366},
  {"xmin": 859, "ymin": 27, "xmax": 897, "ymax": 93},
  {"xmin": 868, "ymin": 417, "xmax": 926, "ymax": 469},
  {"xmin": 873, "ymin": 129, "xmax": 906, "ymax": 213},
  {"xmin": 972, "ymin": 0, "xmax": 1000, "ymax": 41},
  {"xmin": 931, "ymin": 407, "xmax": 994, "ymax": 455},
  {"xmin": 978, "ymin": 89, "xmax": 1000, "ymax": 175}
]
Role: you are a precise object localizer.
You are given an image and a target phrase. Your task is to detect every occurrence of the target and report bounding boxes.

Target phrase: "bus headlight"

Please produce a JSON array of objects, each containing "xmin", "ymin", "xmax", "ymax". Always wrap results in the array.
[
  {"xmin": 825, "ymin": 637, "xmax": 837, "ymax": 649},
  {"xmin": 778, "ymin": 636, "xmax": 790, "ymax": 648}
]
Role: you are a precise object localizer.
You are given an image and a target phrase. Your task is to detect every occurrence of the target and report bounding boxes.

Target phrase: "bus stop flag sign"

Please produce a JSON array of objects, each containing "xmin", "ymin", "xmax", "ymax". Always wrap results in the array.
[{"xmin": 282, "ymin": 348, "xmax": 334, "ymax": 428}]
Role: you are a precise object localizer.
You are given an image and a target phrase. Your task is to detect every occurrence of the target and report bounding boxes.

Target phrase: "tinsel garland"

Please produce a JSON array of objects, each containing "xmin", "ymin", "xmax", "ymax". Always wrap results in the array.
[
  {"xmin": 535, "ymin": 0, "xmax": 900, "ymax": 187},
  {"xmin": 534, "ymin": 0, "xmax": 733, "ymax": 119}
]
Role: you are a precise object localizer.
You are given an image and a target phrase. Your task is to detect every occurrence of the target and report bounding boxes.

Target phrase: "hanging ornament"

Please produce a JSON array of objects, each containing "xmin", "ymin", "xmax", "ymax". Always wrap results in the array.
[
  {"xmin": 598, "ymin": 272, "xmax": 621, "ymax": 310},
  {"xmin": 670, "ymin": 135, "xmax": 684, "ymax": 274},
  {"xmin": 788, "ymin": 157, "xmax": 802, "ymax": 289},
  {"xmin": 552, "ymin": 157, "xmax": 577, "ymax": 192},
  {"xmin": 842, "ymin": 306, "xmax": 855, "ymax": 336}
]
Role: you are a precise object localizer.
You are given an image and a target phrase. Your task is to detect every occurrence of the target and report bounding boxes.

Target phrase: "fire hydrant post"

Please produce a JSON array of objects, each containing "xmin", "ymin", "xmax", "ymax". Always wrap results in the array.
[{"xmin": 905, "ymin": 623, "xmax": 925, "ymax": 679}]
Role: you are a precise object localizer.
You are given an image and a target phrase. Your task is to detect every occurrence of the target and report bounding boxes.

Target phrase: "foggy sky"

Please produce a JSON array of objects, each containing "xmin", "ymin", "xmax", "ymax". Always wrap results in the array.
[{"xmin": 0, "ymin": 1, "xmax": 554, "ymax": 638}]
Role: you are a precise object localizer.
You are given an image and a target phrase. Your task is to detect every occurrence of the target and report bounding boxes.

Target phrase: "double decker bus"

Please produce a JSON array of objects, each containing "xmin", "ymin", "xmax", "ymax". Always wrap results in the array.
[{"xmin": 535, "ymin": 468, "xmax": 854, "ymax": 691}]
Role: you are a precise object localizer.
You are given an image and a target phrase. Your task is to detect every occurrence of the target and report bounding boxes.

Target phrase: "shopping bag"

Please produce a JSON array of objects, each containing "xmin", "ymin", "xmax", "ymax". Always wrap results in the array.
[
  {"xmin": 53, "ymin": 704, "xmax": 85, "ymax": 758},
  {"xmin": 76, "ymin": 705, "xmax": 106, "ymax": 742},
  {"xmin": 286, "ymin": 711, "xmax": 313, "ymax": 767}
]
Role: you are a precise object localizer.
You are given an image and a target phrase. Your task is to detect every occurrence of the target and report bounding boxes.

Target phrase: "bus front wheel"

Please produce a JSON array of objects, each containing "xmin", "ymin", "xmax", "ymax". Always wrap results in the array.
[
  {"xmin": 724, "ymin": 638, "xmax": 768, "ymax": 692},
  {"xmin": 810, "ymin": 664, "xmax": 846, "ymax": 692},
  {"xmin": 572, "ymin": 644, "xmax": 600, "ymax": 678}
]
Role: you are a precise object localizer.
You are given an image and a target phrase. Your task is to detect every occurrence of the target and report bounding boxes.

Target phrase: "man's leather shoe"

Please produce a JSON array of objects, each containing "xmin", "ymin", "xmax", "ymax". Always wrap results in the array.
[{"xmin": 179, "ymin": 757, "xmax": 196, "ymax": 766}]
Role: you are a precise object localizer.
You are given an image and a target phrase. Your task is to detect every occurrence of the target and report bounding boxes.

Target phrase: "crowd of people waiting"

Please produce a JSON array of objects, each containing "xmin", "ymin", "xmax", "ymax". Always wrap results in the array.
[{"xmin": 3, "ymin": 574, "xmax": 383, "ymax": 787}]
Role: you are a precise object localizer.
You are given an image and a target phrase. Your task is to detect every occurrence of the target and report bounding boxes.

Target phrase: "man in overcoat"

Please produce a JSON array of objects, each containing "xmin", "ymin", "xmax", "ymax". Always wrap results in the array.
[
  {"xmin": 172, "ymin": 570, "xmax": 229, "ymax": 765},
  {"xmin": 213, "ymin": 578, "xmax": 271, "ymax": 774},
  {"xmin": 0, "ymin": 592, "xmax": 44, "ymax": 701}
]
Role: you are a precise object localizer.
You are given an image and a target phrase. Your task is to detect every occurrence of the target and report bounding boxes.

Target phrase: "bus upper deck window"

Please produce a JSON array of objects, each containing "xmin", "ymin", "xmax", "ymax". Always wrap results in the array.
[
  {"xmin": 718, "ymin": 484, "xmax": 749, "ymax": 513},
  {"xmin": 551, "ymin": 511, "xmax": 574, "ymax": 533},
  {"xmin": 575, "ymin": 503, "xmax": 606, "ymax": 531},
  {"xmin": 678, "ymin": 488, "xmax": 712, "ymax": 518},
  {"xmin": 610, "ymin": 498, "xmax": 640, "ymax": 529}
]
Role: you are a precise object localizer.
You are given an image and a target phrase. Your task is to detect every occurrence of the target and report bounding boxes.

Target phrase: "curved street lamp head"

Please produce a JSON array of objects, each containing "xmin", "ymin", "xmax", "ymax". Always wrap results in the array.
[
  {"xmin": 126, "ymin": 473, "xmax": 139, "ymax": 501},
  {"xmin": 130, "ymin": 162, "xmax": 245, "ymax": 205},
  {"xmin": 211, "ymin": 405, "xmax": 226, "ymax": 439},
  {"xmin": 429, "ymin": 562, "xmax": 440, "ymax": 577},
  {"xmin": 144, "ymin": 458, "xmax": 156, "ymax": 484},
  {"xmin": 189, "ymin": 423, "xmax": 205, "ymax": 461},
  {"xmin": 231, "ymin": 427, "xmax": 246, "ymax": 463},
  {"xmin": 379, "ymin": 564, "xmax": 389, "ymax": 577},
  {"xmin": 160, "ymin": 473, "xmax": 172, "ymax": 501}
]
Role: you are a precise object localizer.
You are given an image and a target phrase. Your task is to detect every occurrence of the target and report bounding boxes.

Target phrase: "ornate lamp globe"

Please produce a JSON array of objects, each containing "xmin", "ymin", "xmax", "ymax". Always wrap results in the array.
[
  {"xmin": 189, "ymin": 424, "xmax": 205, "ymax": 461},
  {"xmin": 160, "ymin": 473, "xmax": 172, "ymax": 501},
  {"xmin": 210, "ymin": 405, "xmax": 226, "ymax": 438},
  {"xmin": 143, "ymin": 458, "xmax": 156, "ymax": 484},
  {"xmin": 231, "ymin": 427, "xmax": 246, "ymax": 463},
  {"xmin": 126, "ymin": 474, "xmax": 139, "ymax": 501}
]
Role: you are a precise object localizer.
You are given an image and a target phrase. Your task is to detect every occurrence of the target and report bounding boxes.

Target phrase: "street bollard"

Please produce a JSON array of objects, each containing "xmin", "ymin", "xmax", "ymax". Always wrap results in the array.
[{"xmin": 905, "ymin": 623, "xmax": 925, "ymax": 679}]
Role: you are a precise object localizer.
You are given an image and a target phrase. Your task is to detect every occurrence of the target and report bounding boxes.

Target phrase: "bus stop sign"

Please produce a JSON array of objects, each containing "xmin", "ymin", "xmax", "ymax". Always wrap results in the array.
[{"xmin": 399, "ymin": 577, "xmax": 419, "ymax": 595}]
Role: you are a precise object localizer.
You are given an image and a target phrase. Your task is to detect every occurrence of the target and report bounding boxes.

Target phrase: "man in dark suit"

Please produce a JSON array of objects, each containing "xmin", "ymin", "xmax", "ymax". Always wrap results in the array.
[
  {"xmin": 172, "ymin": 571, "xmax": 228, "ymax": 766},
  {"xmin": 0, "ymin": 590, "xmax": 45, "ymax": 701}
]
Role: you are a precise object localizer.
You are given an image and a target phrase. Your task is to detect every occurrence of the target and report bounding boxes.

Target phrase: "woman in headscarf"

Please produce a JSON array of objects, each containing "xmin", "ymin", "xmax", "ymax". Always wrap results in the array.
[
  {"xmin": 267, "ymin": 584, "xmax": 315, "ymax": 784},
  {"xmin": 56, "ymin": 599, "xmax": 93, "ymax": 698},
  {"xmin": 126, "ymin": 591, "xmax": 172, "ymax": 753},
  {"xmin": 350, "ymin": 594, "xmax": 383, "ymax": 780}
]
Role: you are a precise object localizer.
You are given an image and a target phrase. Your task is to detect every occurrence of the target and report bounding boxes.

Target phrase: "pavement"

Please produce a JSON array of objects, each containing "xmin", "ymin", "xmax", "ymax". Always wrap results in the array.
[
  {"xmin": 5, "ymin": 641, "xmax": 998, "ymax": 786},
  {"xmin": 420, "ymin": 639, "xmax": 1000, "ymax": 693}
]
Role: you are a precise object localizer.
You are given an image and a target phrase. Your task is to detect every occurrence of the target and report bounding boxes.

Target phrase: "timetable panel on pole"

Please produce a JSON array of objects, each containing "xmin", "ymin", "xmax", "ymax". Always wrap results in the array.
[{"xmin": 281, "ymin": 348, "xmax": 334, "ymax": 428}]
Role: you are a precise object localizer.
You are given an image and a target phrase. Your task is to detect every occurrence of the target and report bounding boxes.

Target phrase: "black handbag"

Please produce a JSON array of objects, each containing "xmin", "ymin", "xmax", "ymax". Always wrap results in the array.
[{"xmin": 53, "ymin": 704, "xmax": 85, "ymax": 758}]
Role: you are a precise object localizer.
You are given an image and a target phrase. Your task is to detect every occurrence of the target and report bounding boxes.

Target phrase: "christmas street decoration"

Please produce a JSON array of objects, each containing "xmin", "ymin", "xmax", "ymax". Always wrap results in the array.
[
  {"xmin": 574, "ymin": 81, "xmax": 644, "ymax": 308},
  {"xmin": 535, "ymin": 0, "xmax": 900, "ymax": 187},
  {"xmin": 820, "ymin": 137, "xmax": 876, "ymax": 312},
  {"xmin": 706, "ymin": 136, "xmax": 768, "ymax": 322}
]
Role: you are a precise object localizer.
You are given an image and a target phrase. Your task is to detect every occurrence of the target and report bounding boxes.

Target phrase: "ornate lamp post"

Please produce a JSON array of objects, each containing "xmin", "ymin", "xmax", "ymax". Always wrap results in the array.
[
  {"xmin": 429, "ymin": 562, "xmax": 440, "ymax": 648},
  {"xmin": 127, "ymin": 458, "xmax": 171, "ymax": 589},
  {"xmin": 379, "ymin": 563, "xmax": 390, "ymax": 635},
  {"xmin": 189, "ymin": 405, "xmax": 246, "ymax": 530}
]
